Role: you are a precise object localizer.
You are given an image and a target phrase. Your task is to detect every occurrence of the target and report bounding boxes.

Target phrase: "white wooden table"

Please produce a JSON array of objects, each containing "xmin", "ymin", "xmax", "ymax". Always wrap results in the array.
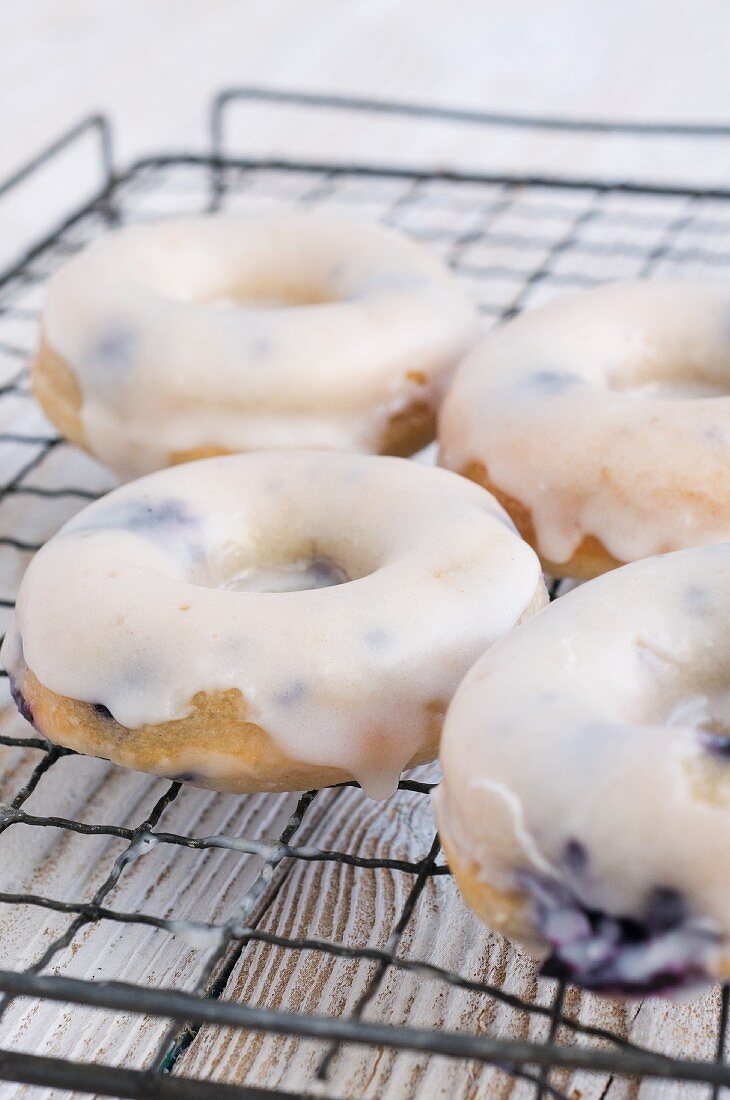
[
  {"xmin": 2, "ymin": 3, "xmax": 730, "ymax": 1097},
  {"xmin": 4, "ymin": 0, "xmax": 730, "ymax": 179}
]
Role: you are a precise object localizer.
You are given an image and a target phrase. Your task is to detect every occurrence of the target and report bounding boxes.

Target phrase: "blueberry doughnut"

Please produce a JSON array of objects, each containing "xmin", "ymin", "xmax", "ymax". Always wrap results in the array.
[
  {"xmin": 33, "ymin": 212, "xmax": 478, "ymax": 479},
  {"xmin": 439, "ymin": 280, "xmax": 730, "ymax": 578},
  {"xmin": 3, "ymin": 451, "xmax": 545, "ymax": 798},
  {"xmin": 434, "ymin": 545, "xmax": 730, "ymax": 994}
]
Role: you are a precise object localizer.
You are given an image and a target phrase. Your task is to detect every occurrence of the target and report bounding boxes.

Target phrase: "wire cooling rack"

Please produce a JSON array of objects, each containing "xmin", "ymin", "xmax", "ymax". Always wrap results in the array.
[{"xmin": 1, "ymin": 89, "xmax": 730, "ymax": 1099}]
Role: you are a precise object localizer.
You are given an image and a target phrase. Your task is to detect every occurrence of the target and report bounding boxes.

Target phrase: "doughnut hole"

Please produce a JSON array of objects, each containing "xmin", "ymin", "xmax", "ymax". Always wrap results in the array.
[
  {"xmin": 223, "ymin": 557, "xmax": 351, "ymax": 593},
  {"xmin": 187, "ymin": 493, "xmax": 385, "ymax": 596},
  {"xmin": 128, "ymin": 222, "xmax": 366, "ymax": 310},
  {"xmin": 611, "ymin": 376, "xmax": 730, "ymax": 399},
  {"xmin": 607, "ymin": 341, "xmax": 730, "ymax": 398},
  {"xmin": 200, "ymin": 280, "xmax": 339, "ymax": 310}
]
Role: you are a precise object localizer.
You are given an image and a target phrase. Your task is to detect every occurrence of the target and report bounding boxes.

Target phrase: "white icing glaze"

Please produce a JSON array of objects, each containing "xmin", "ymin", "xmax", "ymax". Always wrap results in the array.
[
  {"xmin": 438, "ymin": 280, "xmax": 730, "ymax": 566},
  {"xmin": 3, "ymin": 451, "xmax": 542, "ymax": 798},
  {"xmin": 435, "ymin": 544, "xmax": 730, "ymax": 955},
  {"xmin": 42, "ymin": 212, "xmax": 478, "ymax": 478}
]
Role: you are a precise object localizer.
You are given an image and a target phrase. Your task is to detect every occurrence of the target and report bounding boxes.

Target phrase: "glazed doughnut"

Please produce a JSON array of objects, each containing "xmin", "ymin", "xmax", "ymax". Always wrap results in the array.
[
  {"xmin": 435, "ymin": 544, "xmax": 730, "ymax": 994},
  {"xmin": 33, "ymin": 212, "xmax": 478, "ymax": 479},
  {"xmin": 439, "ymin": 280, "xmax": 730, "ymax": 578},
  {"xmin": 3, "ymin": 451, "xmax": 545, "ymax": 798}
]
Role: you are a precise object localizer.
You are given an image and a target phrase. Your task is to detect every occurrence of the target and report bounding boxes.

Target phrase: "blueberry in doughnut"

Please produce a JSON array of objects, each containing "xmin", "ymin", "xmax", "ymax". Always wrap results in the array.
[
  {"xmin": 3, "ymin": 451, "xmax": 545, "ymax": 798},
  {"xmin": 439, "ymin": 280, "xmax": 730, "ymax": 578},
  {"xmin": 434, "ymin": 544, "xmax": 730, "ymax": 993},
  {"xmin": 33, "ymin": 212, "xmax": 478, "ymax": 478}
]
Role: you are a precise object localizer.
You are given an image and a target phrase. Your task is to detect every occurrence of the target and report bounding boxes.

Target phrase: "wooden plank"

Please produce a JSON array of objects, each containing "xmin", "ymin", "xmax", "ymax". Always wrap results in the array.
[
  {"xmin": 0, "ymin": 709, "xmax": 307, "ymax": 1090},
  {"xmin": 176, "ymin": 766, "xmax": 727, "ymax": 1100},
  {"xmin": 176, "ymin": 767, "xmax": 564, "ymax": 1098}
]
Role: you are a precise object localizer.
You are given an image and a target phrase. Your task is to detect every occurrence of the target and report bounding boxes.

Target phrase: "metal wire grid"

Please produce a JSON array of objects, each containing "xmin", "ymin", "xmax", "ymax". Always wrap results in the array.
[{"xmin": 0, "ymin": 90, "xmax": 730, "ymax": 1098}]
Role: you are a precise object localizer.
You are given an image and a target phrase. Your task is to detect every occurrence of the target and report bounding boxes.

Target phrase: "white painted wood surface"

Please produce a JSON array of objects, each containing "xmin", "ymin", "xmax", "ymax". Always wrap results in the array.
[
  {"xmin": 2, "ymin": 3, "xmax": 730, "ymax": 1097},
  {"xmin": 4, "ymin": 0, "xmax": 730, "ymax": 179}
]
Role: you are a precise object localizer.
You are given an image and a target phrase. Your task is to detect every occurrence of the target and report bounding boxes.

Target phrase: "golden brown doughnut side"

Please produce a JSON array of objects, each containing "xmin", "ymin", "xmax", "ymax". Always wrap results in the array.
[
  {"xmin": 173, "ymin": 398, "xmax": 439, "ymax": 464},
  {"xmin": 460, "ymin": 460, "xmax": 623, "ymax": 580},
  {"xmin": 517, "ymin": 576, "xmax": 549, "ymax": 621},
  {"xmin": 168, "ymin": 444, "xmax": 240, "ymax": 465},
  {"xmin": 11, "ymin": 573, "xmax": 545, "ymax": 794},
  {"xmin": 437, "ymin": 820, "xmax": 539, "ymax": 949},
  {"xmin": 32, "ymin": 337, "xmax": 87, "ymax": 451},
  {"xmin": 14, "ymin": 664, "xmax": 441, "ymax": 794},
  {"xmin": 33, "ymin": 337, "xmax": 257, "ymax": 470},
  {"xmin": 377, "ymin": 398, "xmax": 436, "ymax": 457},
  {"xmin": 33, "ymin": 338, "xmax": 441, "ymax": 467}
]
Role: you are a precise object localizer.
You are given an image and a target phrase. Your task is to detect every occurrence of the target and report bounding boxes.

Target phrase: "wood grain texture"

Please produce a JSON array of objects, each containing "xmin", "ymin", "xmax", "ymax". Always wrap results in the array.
[
  {"xmin": 0, "ymin": 722, "xmax": 726, "ymax": 1098},
  {"xmin": 0, "ymin": 734, "xmax": 305, "ymax": 1087},
  {"xmin": 175, "ymin": 767, "xmax": 727, "ymax": 1099}
]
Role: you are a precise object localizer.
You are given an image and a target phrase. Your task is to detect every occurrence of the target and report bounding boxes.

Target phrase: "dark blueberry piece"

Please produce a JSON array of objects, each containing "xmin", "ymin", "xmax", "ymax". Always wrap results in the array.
[
  {"xmin": 74, "ymin": 497, "xmax": 198, "ymax": 537},
  {"xmin": 698, "ymin": 718, "xmax": 730, "ymax": 758},
  {"xmin": 520, "ymin": 870, "xmax": 718, "ymax": 995},
  {"xmin": 563, "ymin": 839, "xmax": 588, "ymax": 875},
  {"xmin": 308, "ymin": 558, "xmax": 350, "ymax": 588},
  {"xmin": 92, "ymin": 703, "xmax": 114, "ymax": 721},
  {"xmin": 274, "ymin": 680, "xmax": 309, "ymax": 706},
  {"xmin": 683, "ymin": 583, "xmax": 713, "ymax": 616},
  {"xmin": 645, "ymin": 886, "xmax": 687, "ymax": 933},
  {"xmin": 701, "ymin": 733, "xmax": 730, "ymax": 757},
  {"xmin": 72, "ymin": 498, "xmax": 202, "ymax": 560},
  {"xmin": 522, "ymin": 370, "xmax": 581, "ymax": 395},
  {"xmin": 9, "ymin": 676, "xmax": 34, "ymax": 728},
  {"xmin": 124, "ymin": 498, "xmax": 198, "ymax": 535},
  {"xmin": 249, "ymin": 337, "xmax": 272, "ymax": 359},
  {"xmin": 87, "ymin": 327, "xmax": 137, "ymax": 372},
  {"xmin": 170, "ymin": 772, "xmax": 200, "ymax": 783}
]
